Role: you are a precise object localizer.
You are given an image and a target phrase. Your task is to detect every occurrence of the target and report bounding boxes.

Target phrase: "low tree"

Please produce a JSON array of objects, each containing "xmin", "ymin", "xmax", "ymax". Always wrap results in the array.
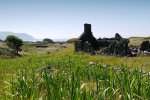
[{"xmin": 5, "ymin": 35, "xmax": 23, "ymax": 54}]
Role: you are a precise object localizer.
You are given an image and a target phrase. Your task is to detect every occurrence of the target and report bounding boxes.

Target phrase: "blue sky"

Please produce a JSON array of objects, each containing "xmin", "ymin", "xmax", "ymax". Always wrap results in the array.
[{"xmin": 0, "ymin": 0, "xmax": 150, "ymax": 39}]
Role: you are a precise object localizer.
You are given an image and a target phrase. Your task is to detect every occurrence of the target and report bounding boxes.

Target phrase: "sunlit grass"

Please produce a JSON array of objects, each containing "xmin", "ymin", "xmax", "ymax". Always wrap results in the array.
[{"xmin": 0, "ymin": 44, "xmax": 150, "ymax": 99}]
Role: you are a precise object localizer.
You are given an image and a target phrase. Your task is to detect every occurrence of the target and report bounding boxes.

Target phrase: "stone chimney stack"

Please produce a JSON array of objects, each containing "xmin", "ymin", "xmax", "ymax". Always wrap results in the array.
[
  {"xmin": 84, "ymin": 23, "xmax": 91, "ymax": 33},
  {"xmin": 78, "ymin": 23, "xmax": 99, "ymax": 50}
]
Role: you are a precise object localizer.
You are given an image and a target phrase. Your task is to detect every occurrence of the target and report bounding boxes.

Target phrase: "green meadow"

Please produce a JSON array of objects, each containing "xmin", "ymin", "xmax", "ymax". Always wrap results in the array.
[{"xmin": 0, "ymin": 43, "xmax": 150, "ymax": 99}]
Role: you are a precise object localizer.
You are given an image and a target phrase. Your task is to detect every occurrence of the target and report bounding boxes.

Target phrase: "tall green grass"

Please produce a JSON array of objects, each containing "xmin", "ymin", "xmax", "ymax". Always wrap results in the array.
[
  {"xmin": 1, "ymin": 55, "xmax": 150, "ymax": 99},
  {"xmin": 0, "ymin": 46, "xmax": 150, "ymax": 99}
]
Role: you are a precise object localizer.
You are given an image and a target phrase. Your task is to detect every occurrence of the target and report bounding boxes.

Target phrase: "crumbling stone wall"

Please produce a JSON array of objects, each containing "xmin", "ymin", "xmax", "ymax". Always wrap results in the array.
[
  {"xmin": 98, "ymin": 37, "xmax": 131, "ymax": 56},
  {"xmin": 75, "ymin": 40, "xmax": 82, "ymax": 52}
]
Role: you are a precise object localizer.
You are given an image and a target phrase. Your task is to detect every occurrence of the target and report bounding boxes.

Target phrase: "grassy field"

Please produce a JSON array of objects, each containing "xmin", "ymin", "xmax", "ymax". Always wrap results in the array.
[
  {"xmin": 129, "ymin": 36, "xmax": 150, "ymax": 46},
  {"xmin": 0, "ymin": 42, "xmax": 150, "ymax": 99}
]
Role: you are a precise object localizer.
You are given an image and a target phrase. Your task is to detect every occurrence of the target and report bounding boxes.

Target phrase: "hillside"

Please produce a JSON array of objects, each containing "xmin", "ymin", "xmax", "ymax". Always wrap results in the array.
[
  {"xmin": 0, "ymin": 32, "xmax": 38, "ymax": 42},
  {"xmin": 67, "ymin": 38, "xmax": 78, "ymax": 43},
  {"xmin": 129, "ymin": 36, "xmax": 150, "ymax": 46}
]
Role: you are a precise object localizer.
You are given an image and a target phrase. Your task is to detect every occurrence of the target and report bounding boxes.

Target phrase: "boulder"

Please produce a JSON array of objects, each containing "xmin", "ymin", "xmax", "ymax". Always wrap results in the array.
[{"xmin": 140, "ymin": 41, "xmax": 150, "ymax": 52}]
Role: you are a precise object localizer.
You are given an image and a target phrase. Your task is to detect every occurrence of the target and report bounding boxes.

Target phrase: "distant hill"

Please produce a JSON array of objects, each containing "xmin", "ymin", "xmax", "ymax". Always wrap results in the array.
[
  {"xmin": 0, "ymin": 32, "xmax": 38, "ymax": 42},
  {"xmin": 52, "ymin": 39, "xmax": 68, "ymax": 42},
  {"xmin": 129, "ymin": 36, "xmax": 150, "ymax": 46},
  {"xmin": 43, "ymin": 38, "xmax": 54, "ymax": 43},
  {"xmin": 67, "ymin": 38, "xmax": 78, "ymax": 43}
]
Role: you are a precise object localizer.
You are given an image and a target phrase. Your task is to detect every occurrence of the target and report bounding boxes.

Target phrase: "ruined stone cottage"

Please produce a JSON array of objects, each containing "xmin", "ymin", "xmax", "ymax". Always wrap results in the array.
[{"xmin": 75, "ymin": 23, "xmax": 132, "ymax": 56}]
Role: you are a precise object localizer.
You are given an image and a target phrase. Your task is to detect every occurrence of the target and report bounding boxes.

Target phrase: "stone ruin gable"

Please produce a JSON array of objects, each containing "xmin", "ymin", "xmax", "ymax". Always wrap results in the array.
[
  {"xmin": 75, "ymin": 40, "xmax": 82, "ymax": 52},
  {"xmin": 79, "ymin": 24, "xmax": 99, "ymax": 49},
  {"xmin": 77, "ymin": 23, "xmax": 99, "ymax": 50},
  {"xmin": 115, "ymin": 33, "xmax": 122, "ymax": 40}
]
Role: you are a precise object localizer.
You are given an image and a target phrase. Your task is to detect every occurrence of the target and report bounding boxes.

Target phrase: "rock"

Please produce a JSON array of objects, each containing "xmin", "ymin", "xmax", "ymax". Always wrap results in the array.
[
  {"xmin": 89, "ymin": 62, "xmax": 96, "ymax": 65},
  {"xmin": 140, "ymin": 41, "xmax": 150, "ymax": 52},
  {"xmin": 143, "ymin": 51, "xmax": 150, "ymax": 56},
  {"xmin": 41, "ymin": 66, "xmax": 53, "ymax": 77}
]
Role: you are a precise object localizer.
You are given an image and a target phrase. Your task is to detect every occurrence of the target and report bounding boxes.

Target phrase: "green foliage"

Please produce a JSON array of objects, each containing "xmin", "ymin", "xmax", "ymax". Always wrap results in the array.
[
  {"xmin": 5, "ymin": 35, "xmax": 23, "ymax": 53},
  {"xmin": 1, "ymin": 59, "xmax": 150, "ymax": 99},
  {"xmin": 0, "ymin": 45, "xmax": 150, "ymax": 99},
  {"xmin": 0, "ymin": 48, "xmax": 16, "ymax": 57}
]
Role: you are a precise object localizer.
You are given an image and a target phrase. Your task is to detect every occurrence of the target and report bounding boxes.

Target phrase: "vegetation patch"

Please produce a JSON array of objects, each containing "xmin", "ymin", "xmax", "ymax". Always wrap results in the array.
[
  {"xmin": 0, "ymin": 45, "xmax": 150, "ymax": 99},
  {"xmin": 0, "ymin": 47, "xmax": 17, "ymax": 58},
  {"xmin": 0, "ymin": 37, "xmax": 150, "ymax": 99}
]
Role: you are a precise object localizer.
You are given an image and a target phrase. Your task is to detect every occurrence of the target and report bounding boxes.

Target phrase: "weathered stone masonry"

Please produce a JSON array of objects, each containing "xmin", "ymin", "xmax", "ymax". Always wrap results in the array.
[{"xmin": 75, "ymin": 23, "xmax": 132, "ymax": 56}]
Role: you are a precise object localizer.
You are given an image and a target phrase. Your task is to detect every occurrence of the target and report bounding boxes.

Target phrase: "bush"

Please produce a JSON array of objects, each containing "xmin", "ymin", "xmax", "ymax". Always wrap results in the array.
[{"xmin": 0, "ymin": 47, "xmax": 16, "ymax": 57}]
